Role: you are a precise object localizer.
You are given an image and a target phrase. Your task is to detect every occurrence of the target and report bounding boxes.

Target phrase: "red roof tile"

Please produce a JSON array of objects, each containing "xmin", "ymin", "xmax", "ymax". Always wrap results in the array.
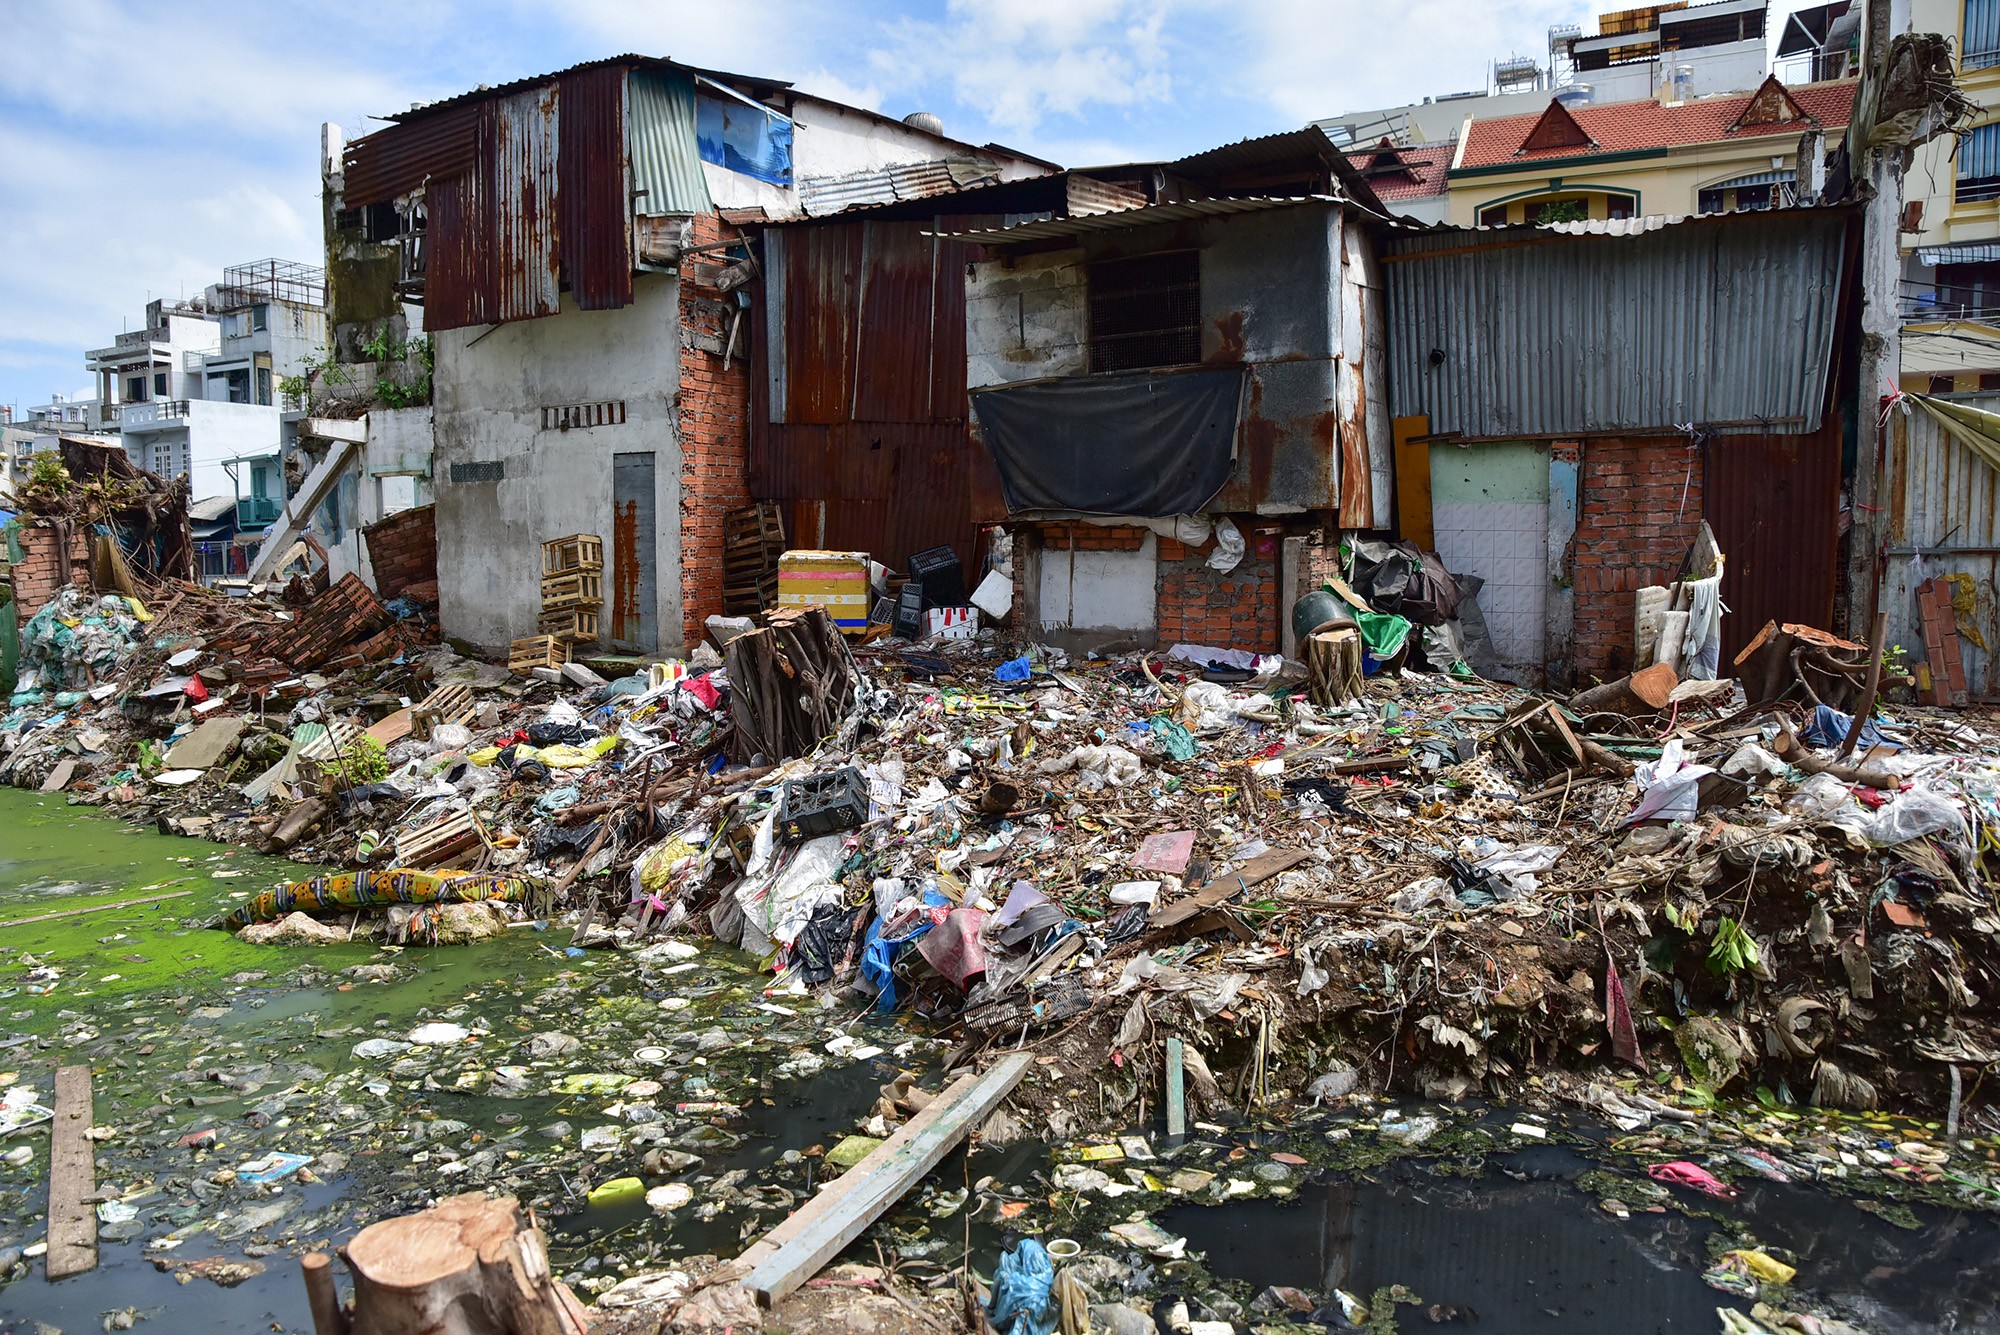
[
  {"xmin": 1343, "ymin": 140, "xmax": 1453, "ymax": 200},
  {"xmin": 1455, "ymin": 79, "xmax": 1857, "ymax": 169}
]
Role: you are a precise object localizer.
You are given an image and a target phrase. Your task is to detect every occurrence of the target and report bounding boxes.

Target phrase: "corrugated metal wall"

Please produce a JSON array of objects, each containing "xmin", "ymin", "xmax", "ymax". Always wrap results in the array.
[
  {"xmin": 487, "ymin": 87, "xmax": 561, "ymax": 324},
  {"xmin": 627, "ymin": 68, "xmax": 712, "ymax": 217},
  {"xmin": 1381, "ymin": 210, "xmax": 1852, "ymax": 439},
  {"xmin": 1705, "ymin": 415, "xmax": 1843, "ymax": 664},
  {"xmin": 559, "ymin": 65, "xmax": 633, "ymax": 311},
  {"xmin": 753, "ymin": 219, "xmax": 1000, "ymax": 573},
  {"xmin": 1885, "ymin": 395, "xmax": 2000, "ymax": 698}
]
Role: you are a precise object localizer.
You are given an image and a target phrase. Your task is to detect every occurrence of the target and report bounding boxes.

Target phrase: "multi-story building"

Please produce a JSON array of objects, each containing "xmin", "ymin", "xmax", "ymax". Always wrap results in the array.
[
  {"xmin": 1318, "ymin": 0, "xmax": 1788, "ymax": 223},
  {"xmin": 79, "ymin": 261, "xmax": 324, "ymax": 509},
  {"xmin": 1898, "ymin": 0, "xmax": 2000, "ymax": 390}
]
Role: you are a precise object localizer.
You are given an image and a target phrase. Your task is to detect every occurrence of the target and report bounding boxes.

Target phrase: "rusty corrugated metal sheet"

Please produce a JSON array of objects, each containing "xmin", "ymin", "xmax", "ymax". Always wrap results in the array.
[
  {"xmin": 1705, "ymin": 416, "xmax": 1843, "ymax": 665},
  {"xmin": 1884, "ymin": 394, "xmax": 2000, "ymax": 698},
  {"xmin": 559, "ymin": 64, "xmax": 632, "ymax": 311},
  {"xmin": 798, "ymin": 159, "xmax": 1002, "ymax": 217},
  {"xmin": 344, "ymin": 103, "xmax": 478, "ymax": 208},
  {"xmin": 761, "ymin": 423, "xmax": 977, "ymax": 573},
  {"xmin": 781, "ymin": 224, "xmax": 863, "ymax": 425},
  {"xmin": 488, "ymin": 86, "xmax": 561, "ymax": 323},
  {"xmin": 853, "ymin": 225, "xmax": 937, "ymax": 421},
  {"xmin": 424, "ymin": 173, "xmax": 485, "ymax": 330}
]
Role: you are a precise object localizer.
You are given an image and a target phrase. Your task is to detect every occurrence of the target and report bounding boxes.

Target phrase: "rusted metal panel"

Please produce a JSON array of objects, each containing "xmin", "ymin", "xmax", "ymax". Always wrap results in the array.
[
  {"xmin": 488, "ymin": 86, "xmax": 561, "ymax": 324},
  {"xmin": 1382, "ymin": 210, "xmax": 1853, "ymax": 439},
  {"xmin": 782, "ymin": 224, "xmax": 863, "ymax": 425},
  {"xmin": 1884, "ymin": 394, "xmax": 2000, "ymax": 698},
  {"xmin": 559, "ymin": 64, "xmax": 632, "ymax": 311},
  {"xmin": 1704, "ymin": 416, "xmax": 1843, "ymax": 665},
  {"xmin": 344, "ymin": 104, "xmax": 478, "ymax": 208},
  {"xmin": 424, "ymin": 173, "xmax": 486, "ymax": 331},
  {"xmin": 853, "ymin": 225, "xmax": 937, "ymax": 422}
]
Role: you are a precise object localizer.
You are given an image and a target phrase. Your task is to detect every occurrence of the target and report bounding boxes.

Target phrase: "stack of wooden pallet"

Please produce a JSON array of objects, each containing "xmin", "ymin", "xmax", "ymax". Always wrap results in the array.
[
  {"xmin": 723, "ymin": 503, "xmax": 786, "ymax": 615},
  {"xmin": 538, "ymin": 533, "xmax": 603, "ymax": 645}
]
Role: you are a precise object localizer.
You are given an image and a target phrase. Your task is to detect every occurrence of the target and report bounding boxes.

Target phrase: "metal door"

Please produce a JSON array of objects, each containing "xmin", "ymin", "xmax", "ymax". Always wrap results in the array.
[{"xmin": 612, "ymin": 452, "xmax": 657, "ymax": 651}]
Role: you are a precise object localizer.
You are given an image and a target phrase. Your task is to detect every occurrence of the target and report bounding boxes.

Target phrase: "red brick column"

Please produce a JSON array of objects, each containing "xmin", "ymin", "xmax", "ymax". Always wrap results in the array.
[
  {"xmin": 8, "ymin": 521, "xmax": 92, "ymax": 618},
  {"xmin": 1570, "ymin": 437, "xmax": 1705, "ymax": 680},
  {"xmin": 677, "ymin": 215, "xmax": 752, "ymax": 651}
]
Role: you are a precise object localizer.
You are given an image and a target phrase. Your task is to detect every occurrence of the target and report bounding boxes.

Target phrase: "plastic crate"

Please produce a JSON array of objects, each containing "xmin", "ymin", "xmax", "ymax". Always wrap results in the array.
[
  {"xmin": 777, "ymin": 766, "xmax": 869, "ymax": 842},
  {"xmin": 893, "ymin": 583, "xmax": 925, "ymax": 639},
  {"xmin": 908, "ymin": 544, "xmax": 966, "ymax": 606}
]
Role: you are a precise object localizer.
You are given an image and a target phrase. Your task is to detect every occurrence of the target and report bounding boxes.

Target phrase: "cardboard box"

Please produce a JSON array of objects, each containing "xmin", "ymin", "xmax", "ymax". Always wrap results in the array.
[
  {"xmin": 923, "ymin": 606, "xmax": 977, "ymax": 640},
  {"xmin": 776, "ymin": 550, "xmax": 871, "ymax": 634}
]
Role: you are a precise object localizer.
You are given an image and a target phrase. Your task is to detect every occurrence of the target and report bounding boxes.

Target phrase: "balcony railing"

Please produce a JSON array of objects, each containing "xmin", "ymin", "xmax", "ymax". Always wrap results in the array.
[
  {"xmin": 236, "ymin": 496, "xmax": 282, "ymax": 530},
  {"xmin": 119, "ymin": 400, "xmax": 191, "ymax": 428}
]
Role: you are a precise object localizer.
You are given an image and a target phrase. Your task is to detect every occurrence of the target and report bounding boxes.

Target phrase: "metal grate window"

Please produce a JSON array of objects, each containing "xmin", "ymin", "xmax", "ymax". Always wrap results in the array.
[
  {"xmin": 449, "ymin": 461, "xmax": 504, "ymax": 483},
  {"xmin": 1968, "ymin": 0, "xmax": 2000, "ymax": 69},
  {"xmin": 1957, "ymin": 123, "xmax": 2000, "ymax": 202},
  {"xmin": 540, "ymin": 400, "xmax": 628, "ymax": 431},
  {"xmin": 1088, "ymin": 251, "xmax": 1201, "ymax": 374}
]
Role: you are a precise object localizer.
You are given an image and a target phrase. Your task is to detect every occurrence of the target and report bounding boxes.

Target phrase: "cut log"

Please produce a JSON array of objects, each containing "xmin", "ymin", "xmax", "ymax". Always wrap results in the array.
[
  {"xmin": 344, "ymin": 1193, "xmax": 587, "ymax": 1335},
  {"xmin": 724, "ymin": 606, "xmax": 859, "ymax": 763},
  {"xmin": 264, "ymin": 797, "xmax": 328, "ymax": 853},
  {"xmin": 1305, "ymin": 626, "xmax": 1363, "ymax": 708},
  {"xmin": 1772, "ymin": 722, "xmax": 1898, "ymax": 790},
  {"xmin": 1569, "ymin": 663, "xmax": 1678, "ymax": 716}
]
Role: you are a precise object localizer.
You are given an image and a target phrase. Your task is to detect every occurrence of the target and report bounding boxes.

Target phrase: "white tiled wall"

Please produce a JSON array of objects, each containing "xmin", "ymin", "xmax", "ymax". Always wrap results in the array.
[{"xmin": 1433, "ymin": 499, "xmax": 1547, "ymax": 674}]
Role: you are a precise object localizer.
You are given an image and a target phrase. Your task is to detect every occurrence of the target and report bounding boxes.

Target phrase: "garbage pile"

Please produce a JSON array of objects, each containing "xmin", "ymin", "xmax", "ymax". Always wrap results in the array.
[{"xmin": 4, "ymin": 563, "xmax": 2000, "ymax": 1134}]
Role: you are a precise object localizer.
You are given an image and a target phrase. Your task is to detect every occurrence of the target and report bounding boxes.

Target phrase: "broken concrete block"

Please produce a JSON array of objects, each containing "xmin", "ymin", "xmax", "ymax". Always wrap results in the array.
[
  {"xmin": 561, "ymin": 662, "xmax": 607, "ymax": 689},
  {"xmin": 531, "ymin": 667, "xmax": 564, "ymax": 684},
  {"xmin": 164, "ymin": 717, "xmax": 248, "ymax": 770}
]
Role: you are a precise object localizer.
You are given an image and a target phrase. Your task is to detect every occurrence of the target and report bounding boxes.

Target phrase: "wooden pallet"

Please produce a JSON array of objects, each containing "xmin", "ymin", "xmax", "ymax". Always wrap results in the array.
[
  {"xmin": 1918, "ymin": 577, "xmax": 1970, "ymax": 708},
  {"xmin": 537, "ymin": 606, "xmax": 600, "ymax": 642},
  {"xmin": 394, "ymin": 808, "xmax": 488, "ymax": 869},
  {"xmin": 541, "ymin": 534, "xmax": 603, "ymax": 578},
  {"xmin": 539, "ymin": 570, "xmax": 603, "ymax": 610},
  {"xmin": 509, "ymin": 635, "xmax": 570, "ymax": 674},
  {"xmin": 723, "ymin": 503, "xmax": 786, "ymax": 616},
  {"xmin": 411, "ymin": 682, "xmax": 476, "ymax": 741}
]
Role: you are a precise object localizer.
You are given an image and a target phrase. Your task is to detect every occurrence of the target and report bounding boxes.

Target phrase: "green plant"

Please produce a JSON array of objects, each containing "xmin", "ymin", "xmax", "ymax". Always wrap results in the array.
[
  {"xmin": 1708, "ymin": 915, "xmax": 1762, "ymax": 975},
  {"xmin": 1881, "ymin": 643, "xmax": 1909, "ymax": 678},
  {"xmin": 1536, "ymin": 198, "xmax": 1590, "ymax": 224},
  {"xmin": 333, "ymin": 734, "xmax": 389, "ymax": 785},
  {"xmin": 26, "ymin": 454, "xmax": 70, "ymax": 491}
]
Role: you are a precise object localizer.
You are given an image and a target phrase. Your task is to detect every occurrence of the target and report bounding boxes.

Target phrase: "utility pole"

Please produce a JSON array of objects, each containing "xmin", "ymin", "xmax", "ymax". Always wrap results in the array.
[{"xmin": 1847, "ymin": 0, "xmax": 1912, "ymax": 639}]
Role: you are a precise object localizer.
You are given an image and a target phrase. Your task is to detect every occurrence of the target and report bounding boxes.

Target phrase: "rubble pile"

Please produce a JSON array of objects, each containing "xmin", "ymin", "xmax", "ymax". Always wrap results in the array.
[{"xmin": 4, "ymin": 567, "xmax": 2000, "ymax": 1139}]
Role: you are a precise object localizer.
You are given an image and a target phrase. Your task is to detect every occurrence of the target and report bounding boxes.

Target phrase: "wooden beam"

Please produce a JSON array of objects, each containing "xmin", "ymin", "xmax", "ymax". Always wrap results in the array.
[
  {"xmin": 1164, "ymin": 1038, "xmax": 1187, "ymax": 1139},
  {"xmin": 739, "ymin": 1052, "xmax": 1033, "ymax": 1308},
  {"xmin": 46, "ymin": 1065, "xmax": 96, "ymax": 1279},
  {"xmin": 1, "ymin": 890, "xmax": 193, "ymax": 929},
  {"xmin": 1148, "ymin": 847, "xmax": 1309, "ymax": 931}
]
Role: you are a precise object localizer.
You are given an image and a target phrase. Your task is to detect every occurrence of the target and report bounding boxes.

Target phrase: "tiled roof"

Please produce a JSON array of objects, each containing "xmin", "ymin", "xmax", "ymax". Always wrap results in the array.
[
  {"xmin": 1456, "ymin": 79, "xmax": 1857, "ymax": 169},
  {"xmin": 1343, "ymin": 141, "xmax": 1454, "ymax": 200}
]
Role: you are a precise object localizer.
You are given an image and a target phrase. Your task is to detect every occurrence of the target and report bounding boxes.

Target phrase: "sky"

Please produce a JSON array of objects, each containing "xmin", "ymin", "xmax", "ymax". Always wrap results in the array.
[{"xmin": 0, "ymin": 0, "xmax": 1822, "ymax": 416}]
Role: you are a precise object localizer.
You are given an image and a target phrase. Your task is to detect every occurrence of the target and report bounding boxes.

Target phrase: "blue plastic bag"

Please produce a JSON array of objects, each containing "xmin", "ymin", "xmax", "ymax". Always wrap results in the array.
[
  {"xmin": 988, "ymin": 1239, "xmax": 1057, "ymax": 1335},
  {"xmin": 995, "ymin": 656, "xmax": 1033, "ymax": 684},
  {"xmin": 1801, "ymin": 703, "xmax": 1901, "ymax": 753}
]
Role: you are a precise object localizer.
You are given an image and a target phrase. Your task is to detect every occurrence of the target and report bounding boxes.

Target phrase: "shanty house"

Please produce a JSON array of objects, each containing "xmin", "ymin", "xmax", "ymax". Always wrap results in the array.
[
  {"xmin": 326, "ymin": 56, "xmax": 1050, "ymax": 654},
  {"xmin": 937, "ymin": 130, "xmax": 1392, "ymax": 652}
]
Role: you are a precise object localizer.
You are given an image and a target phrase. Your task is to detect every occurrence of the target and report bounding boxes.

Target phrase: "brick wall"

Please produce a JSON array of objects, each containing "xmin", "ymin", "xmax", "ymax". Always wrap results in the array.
[
  {"xmin": 1158, "ymin": 524, "xmax": 1281, "ymax": 653},
  {"xmin": 7, "ymin": 520, "xmax": 91, "ymax": 618},
  {"xmin": 1571, "ymin": 437, "xmax": 1705, "ymax": 681},
  {"xmin": 362, "ymin": 504, "xmax": 437, "ymax": 601},
  {"xmin": 1009, "ymin": 519, "xmax": 1282, "ymax": 652},
  {"xmin": 677, "ymin": 214, "xmax": 753, "ymax": 649}
]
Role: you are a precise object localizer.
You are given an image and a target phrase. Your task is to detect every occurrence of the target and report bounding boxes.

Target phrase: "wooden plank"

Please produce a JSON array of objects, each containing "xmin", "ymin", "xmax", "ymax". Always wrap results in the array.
[
  {"xmin": 1148, "ymin": 847, "xmax": 1310, "ymax": 931},
  {"xmin": 1164, "ymin": 1038, "xmax": 1186, "ymax": 1139},
  {"xmin": 367, "ymin": 708, "xmax": 415, "ymax": 745},
  {"xmin": 1, "ymin": 890, "xmax": 193, "ymax": 929},
  {"xmin": 39, "ymin": 758, "xmax": 77, "ymax": 794},
  {"xmin": 1392, "ymin": 415, "xmax": 1434, "ymax": 550},
  {"xmin": 46, "ymin": 1064, "xmax": 96, "ymax": 1279},
  {"xmin": 739, "ymin": 1052, "xmax": 1033, "ymax": 1307}
]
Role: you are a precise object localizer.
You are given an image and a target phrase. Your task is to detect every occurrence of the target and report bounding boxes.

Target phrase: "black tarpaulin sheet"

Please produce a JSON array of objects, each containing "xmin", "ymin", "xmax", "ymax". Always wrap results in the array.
[{"xmin": 971, "ymin": 368, "xmax": 1244, "ymax": 516}]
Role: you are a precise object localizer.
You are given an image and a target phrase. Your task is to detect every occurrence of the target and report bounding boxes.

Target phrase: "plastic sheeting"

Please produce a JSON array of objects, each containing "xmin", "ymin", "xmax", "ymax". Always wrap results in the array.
[
  {"xmin": 971, "ymin": 368, "xmax": 1244, "ymax": 516},
  {"xmin": 695, "ymin": 87, "xmax": 792, "ymax": 185}
]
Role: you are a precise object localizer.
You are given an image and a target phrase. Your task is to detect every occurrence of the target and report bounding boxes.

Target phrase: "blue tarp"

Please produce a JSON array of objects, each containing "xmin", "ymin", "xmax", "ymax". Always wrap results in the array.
[{"xmin": 696, "ymin": 91, "xmax": 793, "ymax": 185}]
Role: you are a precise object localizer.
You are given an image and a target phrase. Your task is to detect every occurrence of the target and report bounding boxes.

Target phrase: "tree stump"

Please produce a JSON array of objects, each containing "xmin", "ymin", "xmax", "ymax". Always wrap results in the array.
[
  {"xmin": 1306, "ymin": 626, "xmax": 1363, "ymax": 708},
  {"xmin": 724, "ymin": 606, "xmax": 859, "ymax": 762},
  {"xmin": 343, "ymin": 1193, "xmax": 587, "ymax": 1335}
]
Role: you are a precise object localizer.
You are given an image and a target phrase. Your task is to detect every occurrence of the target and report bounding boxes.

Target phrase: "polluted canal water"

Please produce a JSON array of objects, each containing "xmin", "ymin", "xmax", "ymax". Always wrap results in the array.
[{"xmin": 4, "ymin": 788, "xmax": 2000, "ymax": 1334}]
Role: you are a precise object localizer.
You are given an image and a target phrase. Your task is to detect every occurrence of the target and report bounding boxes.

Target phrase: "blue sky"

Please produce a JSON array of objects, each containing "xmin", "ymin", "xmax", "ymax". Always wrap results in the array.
[{"xmin": 0, "ymin": 0, "xmax": 1821, "ymax": 415}]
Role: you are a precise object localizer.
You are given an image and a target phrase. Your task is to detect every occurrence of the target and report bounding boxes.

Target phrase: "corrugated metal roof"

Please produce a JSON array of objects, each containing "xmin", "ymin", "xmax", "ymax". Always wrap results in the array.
[
  {"xmin": 798, "ymin": 158, "xmax": 1002, "ymax": 218},
  {"xmin": 1382, "ymin": 207, "xmax": 1854, "ymax": 438},
  {"xmin": 933, "ymin": 194, "xmax": 1336, "ymax": 244},
  {"xmin": 1169, "ymin": 126, "xmax": 1384, "ymax": 213},
  {"xmin": 344, "ymin": 102, "xmax": 477, "ymax": 207},
  {"xmin": 627, "ymin": 67, "xmax": 712, "ymax": 216}
]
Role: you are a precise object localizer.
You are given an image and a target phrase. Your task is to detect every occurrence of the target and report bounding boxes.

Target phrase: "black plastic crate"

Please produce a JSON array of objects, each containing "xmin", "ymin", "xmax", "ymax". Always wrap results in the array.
[
  {"xmin": 908, "ymin": 544, "xmax": 966, "ymax": 606},
  {"xmin": 777, "ymin": 766, "xmax": 869, "ymax": 841}
]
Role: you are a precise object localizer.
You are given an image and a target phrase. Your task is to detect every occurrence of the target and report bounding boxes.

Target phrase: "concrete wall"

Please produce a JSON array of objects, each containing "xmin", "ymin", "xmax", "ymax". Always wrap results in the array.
[
  {"xmin": 966, "ymin": 249, "xmax": 1089, "ymax": 390},
  {"xmin": 431, "ymin": 273, "xmax": 683, "ymax": 656}
]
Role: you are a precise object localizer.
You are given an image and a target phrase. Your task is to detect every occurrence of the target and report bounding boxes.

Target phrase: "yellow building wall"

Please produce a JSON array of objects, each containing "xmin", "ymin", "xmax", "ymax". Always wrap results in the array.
[
  {"xmin": 1908, "ymin": 0, "xmax": 2000, "ymax": 252},
  {"xmin": 1447, "ymin": 139, "xmax": 1819, "ymax": 226}
]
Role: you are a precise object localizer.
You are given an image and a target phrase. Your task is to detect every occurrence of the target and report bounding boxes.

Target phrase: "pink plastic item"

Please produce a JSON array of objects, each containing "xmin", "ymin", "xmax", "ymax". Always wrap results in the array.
[{"xmin": 1647, "ymin": 1160, "xmax": 1738, "ymax": 1199}]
